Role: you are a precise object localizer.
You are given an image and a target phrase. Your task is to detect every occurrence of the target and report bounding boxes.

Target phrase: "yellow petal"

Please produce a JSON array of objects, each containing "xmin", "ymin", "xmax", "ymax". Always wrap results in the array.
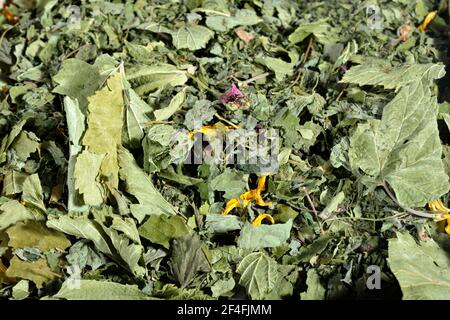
[
  {"xmin": 418, "ymin": 11, "xmax": 437, "ymax": 31},
  {"xmin": 0, "ymin": 260, "xmax": 6, "ymax": 273},
  {"xmin": 223, "ymin": 198, "xmax": 241, "ymax": 215},
  {"xmin": 256, "ymin": 176, "xmax": 267, "ymax": 192},
  {"xmin": 252, "ymin": 214, "xmax": 275, "ymax": 226},
  {"xmin": 446, "ymin": 218, "xmax": 450, "ymax": 235}
]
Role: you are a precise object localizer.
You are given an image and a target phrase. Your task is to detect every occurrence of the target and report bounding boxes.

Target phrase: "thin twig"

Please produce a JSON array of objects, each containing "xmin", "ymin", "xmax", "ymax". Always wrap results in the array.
[
  {"xmin": 382, "ymin": 184, "xmax": 438, "ymax": 219},
  {"xmin": 303, "ymin": 187, "xmax": 325, "ymax": 235},
  {"xmin": 239, "ymin": 72, "xmax": 270, "ymax": 87},
  {"xmin": 214, "ymin": 113, "xmax": 239, "ymax": 129}
]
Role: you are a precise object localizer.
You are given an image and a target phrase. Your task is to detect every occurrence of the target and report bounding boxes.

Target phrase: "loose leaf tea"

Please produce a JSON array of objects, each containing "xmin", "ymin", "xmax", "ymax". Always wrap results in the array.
[{"xmin": 0, "ymin": 0, "xmax": 450, "ymax": 300}]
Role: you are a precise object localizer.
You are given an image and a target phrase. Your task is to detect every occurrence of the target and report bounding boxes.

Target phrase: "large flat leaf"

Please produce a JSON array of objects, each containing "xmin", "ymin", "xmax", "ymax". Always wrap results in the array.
[
  {"xmin": 46, "ymin": 215, "xmax": 113, "ymax": 256},
  {"xmin": 341, "ymin": 63, "xmax": 445, "ymax": 91},
  {"xmin": 0, "ymin": 200, "xmax": 44, "ymax": 231},
  {"xmin": 348, "ymin": 80, "xmax": 450, "ymax": 207},
  {"xmin": 64, "ymin": 97, "xmax": 88, "ymax": 212},
  {"xmin": 52, "ymin": 59, "xmax": 104, "ymax": 110},
  {"xmin": 236, "ymin": 252, "xmax": 279, "ymax": 299},
  {"xmin": 126, "ymin": 64, "xmax": 188, "ymax": 95},
  {"xmin": 170, "ymin": 235, "xmax": 210, "ymax": 288},
  {"xmin": 206, "ymin": 9, "xmax": 262, "ymax": 32},
  {"xmin": 82, "ymin": 72, "xmax": 124, "ymax": 190},
  {"xmin": 54, "ymin": 280, "xmax": 149, "ymax": 300},
  {"xmin": 5, "ymin": 257, "xmax": 55, "ymax": 289},
  {"xmin": 118, "ymin": 147, "xmax": 177, "ymax": 221},
  {"xmin": 6, "ymin": 220, "xmax": 70, "ymax": 251},
  {"xmin": 288, "ymin": 20, "xmax": 339, "ymax": 44},
  {"xmin": 238, "ymin": 220, "xmax": 292, "ymax": 250},
  {"xmin": 138, "ymin": 215, "xmax": 189, "ymax": 249},
  {"xmin": 21, "ymin": 174, "xmax": 46, "ymax": 212},
  {"xmin": 74, "ymin": 150, "xmax": 105, "ymax": 206},
  {"xmin": 388, "ymin": 232, "xmax": 450, "ymax": 299},
  {"xmin": 172, "ymin": 25, "xmax": 214, "ymax": 51}
]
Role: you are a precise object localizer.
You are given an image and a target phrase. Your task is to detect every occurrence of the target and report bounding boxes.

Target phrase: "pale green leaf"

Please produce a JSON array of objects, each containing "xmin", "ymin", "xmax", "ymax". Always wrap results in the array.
[
  {"xmin": 206, "ymin": 9, "xmax": 262, "ymax": 32},
  {"xmin": 82, "ymin": 72, "xmax": 124, "ymax": 190},
  {"xmin": 46, "ymin": 216, "xmax": 113, "ymax": 256},
  {"xmin": 349, "ymin": 80, "xmax": 450, "ymax": 207},
  {"xmin": 255, "ymin": 50, "xmax": 299, "ymax": 81},
  {"xmin": 172, "ymin": 25, "xmax": 214, "ymax": 51},
  {"xmin": 300, "ymin": 269, "xmax": 325, "ymax": 300},
  {"xmin": 138, "ymin": 215, "xmax": 189, "ymax": 249},
  {"xmin": 170, "ymin": 235, "xmax": 210, "ymax": 288},
  {"xmin": 52, "ymin": 58, "xmax": 104, "ymax": 110},
  {"xmin": 154, "ymin": 88, "xmax": 186, "ymax": 121},
  {"xmin": 126, "ymin": 64, "xmax": 188, "ymax": 95},
  {"xmin": 74, "ymin": 150, "xmax": 105, "ymax": 206},
  {"xmin": 0, "ymin": 200, "xmax": 44, "ymax": 231},
  {"xmin": 11, "ymin": 131, "xmax": 40, "ymax": 161},
  {"xmin": 237, "ymin": 251, "xmax": 279, "ymax": 299},
  {"xmin": 54, "ymin": 280, "xmax": 150, "ymax": 300},
  {"xmin": 2, "ymin": 170, "xmax": 27, "ymax": 196},
  {"xmin": 64, "ymin": 96, "xmax": 88, "ymax": 212},
  {"xmin": 388, "ymin": 232, "xmax": 450, "ymax": 299},
  {"xmin": 341, "ymin": 63, "xmax": 445, "ymax": 91},
  {"xmin": 118, "ymin": 147, "xmax": 177, "ymax": 221},
  {"xmin": 238, "ymin": 220, "xmax": 292, "ymax": 250},
  {"xmin": 22, "ymin": 174, "xmax": 46, "ymax": 212},
  {"xmin": 288, "ymin": 20, "xmax": 340, "ymax": 44},
  {"xmin": 205, "ymin": 214, "xmax": 241, "ymax": 234}
]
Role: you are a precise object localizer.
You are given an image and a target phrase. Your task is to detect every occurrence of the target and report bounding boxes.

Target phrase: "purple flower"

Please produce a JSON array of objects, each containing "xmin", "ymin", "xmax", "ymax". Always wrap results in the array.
[{"xmin": 221, "ymin": 83, "xmax": 245, "ymax": 104}]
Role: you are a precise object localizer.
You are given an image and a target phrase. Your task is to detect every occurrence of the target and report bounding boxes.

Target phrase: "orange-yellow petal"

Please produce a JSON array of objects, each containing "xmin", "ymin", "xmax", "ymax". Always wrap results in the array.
[
  {"xmin": 418, "ymin": 11, "xmax": 437, "ymax": 31},
  {"xmin": 252, "ymin": 214, "xmax": 275, "ymax": 226},
  {"xmin": 223, "ymin": 198, "xmax": 241, "ymax": 215}
]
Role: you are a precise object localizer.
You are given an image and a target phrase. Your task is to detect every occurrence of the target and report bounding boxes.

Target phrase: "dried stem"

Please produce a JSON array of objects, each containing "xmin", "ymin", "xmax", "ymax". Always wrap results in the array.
[
  {"xmin": 381, "ymin": 183, "xmax": 437, "ymax": 219},
  {"xmin": 303, "ymin": 187, "xmax": 325, "ymax": 235}
]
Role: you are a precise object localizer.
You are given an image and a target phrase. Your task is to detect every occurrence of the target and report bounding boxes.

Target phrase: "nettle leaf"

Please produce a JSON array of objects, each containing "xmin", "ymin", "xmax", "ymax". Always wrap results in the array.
[
  {"xmin": 126, "ymin": 64, "xmax": 188, "ymax": 95},
  {"xmin": 388, "ymin": 232, "xmax": 450, "ymax": 299},
  {"xmin": 2, "ymin": 170, "xmax": 27, "ymax": 195},
  {"xmin": 206, "ymin": 9, "xmax": 262, "ymax": 32},
  {"xmin": 82, "ymin": 72, "xmax": 124, "ymax": 191},
  {"xmin": 52, "ymin": 58, "xmax": 103, "ymax": 110},
  {"xmin": 0, "ymin": 200, "xmax": 44, "ymax": 231},
  {"xmin": 348, "ymin": 80, "xmax": 450, "ymax": 207},
  {"xmin": 238, "ymin": 220, "xmax": 293, "ymax": 250},
  {"xmin": 237, "ymin": 251, "xmax": 279, "ymax": 299},
  {"xmin": 210, "ymin": 168, "xmax": 248, "ymax": 198},
  {"xmin": 255, "ymin": 50, "xmax": 299, "ymax": 81},
  {"xmin": 74, "ymin": 150, "xmax": 105, "ymax": 206},
  {"xmin": 6, "ymin": 220, "xmax": 71, "ymax": 251},
  {"xmin": 46, "ymin": 215, "xmax": 114, "ymax": 256},
  {"xmin": 11, "ymin": 131, "xmax": 40, "ymax": 161},
  {"xmin": 22, "ymin": 174, "xmax": 46, "ymax": 212},
  {"xmin": 154, "ymin": 88, "xmax": 187, "ymax": 121},
  {"xmin": 205, "ymin": 214, "xmax": 241, "ymax": 234},
  {"xmin": 123, "ymin": 81, "xmax": 152, "ymax": 148},
  {"xmin": 138, "ymin": 215, "xmax": 189, "ymax": 249},
  {"xmin": 54, "ymin": 280, "xmax": 149, "ymax": 300},
  {"xmin": 118, "ymin": 147, "xmax": 177, "ymax": 221},
  {"xmin": 300, "ymin": 269, "xmax": 326, "ymax": 300},
  {"xmin": 341, "ymin": 63, "xmax": 445, "ymax": 91},
  {"xmin": 288, "ymin": 20, "xmax": 339, "ymax": 44},
  {"xmin": 172, "ymin": 25, "xmax": 214, "ymax": 51},
  {"xmin": 170, "ymin": 235, "xmax": 210, "ymax": 288},
  {"xmin": 64, "ymin": 96, "xmax": 88, "ymax": 212}
]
